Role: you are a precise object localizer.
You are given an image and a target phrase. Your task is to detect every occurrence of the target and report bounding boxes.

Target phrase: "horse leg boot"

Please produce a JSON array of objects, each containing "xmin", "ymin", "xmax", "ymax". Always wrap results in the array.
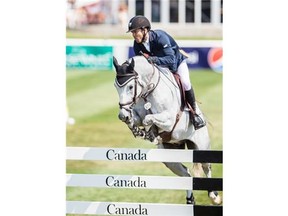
[
  {"xmin": 202, "ymin": 162, "xmax": 222, "ymax": 205},
  {"xmin": 158, "ymin": 143, "xmax": 195, "ymax": 204},
  {"xmin": 185, "ymin": 89, "xmax": 206, "ymax": 130},
  {"xmin": 162, "ymin": 162, "xmax": 195, "ymax": 204}
]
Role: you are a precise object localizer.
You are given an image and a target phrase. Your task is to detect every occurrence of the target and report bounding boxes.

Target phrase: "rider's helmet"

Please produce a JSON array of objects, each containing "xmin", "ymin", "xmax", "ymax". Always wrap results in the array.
[{"xmin": 126, "ymin": 15, "xmax": 151, "ymax": 33}]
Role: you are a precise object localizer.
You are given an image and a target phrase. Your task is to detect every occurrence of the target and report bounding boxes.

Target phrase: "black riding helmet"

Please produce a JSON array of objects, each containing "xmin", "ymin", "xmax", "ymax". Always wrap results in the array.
[{"xmin": 126, "ymin": 15, "xmax": 151, "ymax": 33}]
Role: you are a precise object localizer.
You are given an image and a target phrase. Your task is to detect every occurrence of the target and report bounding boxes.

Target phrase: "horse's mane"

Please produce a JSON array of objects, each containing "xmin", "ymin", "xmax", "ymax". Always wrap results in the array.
[
  {"xmin": 130, "ymin": 56, "xmax": 156, "ymax": 78},
  {"xmin": 115, "ymin": 56, "xmax": 166, "ymax": 86},
  {"xmin": 130, "ymin": 56, "xmax": 151, "ymax": 71},
  {"xmin": 115, "ymin": 56, "xmax": 146, "ymax": 85}
]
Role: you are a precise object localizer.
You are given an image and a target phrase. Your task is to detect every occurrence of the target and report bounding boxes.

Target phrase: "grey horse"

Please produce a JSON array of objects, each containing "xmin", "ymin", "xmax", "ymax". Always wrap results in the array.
[{"xmin": 113, "ymin": 56, "xmax": 221, "ymax": 205}]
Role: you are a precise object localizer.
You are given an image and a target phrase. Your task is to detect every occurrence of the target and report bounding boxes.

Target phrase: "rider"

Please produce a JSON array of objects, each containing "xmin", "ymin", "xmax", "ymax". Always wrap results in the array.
[{"xmin": 126, "ymin": 15, "xmax": 205, "ymax": 130}]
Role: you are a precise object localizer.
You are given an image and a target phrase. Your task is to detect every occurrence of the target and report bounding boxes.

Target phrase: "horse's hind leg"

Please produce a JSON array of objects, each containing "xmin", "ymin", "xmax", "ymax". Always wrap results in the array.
[
  {"xmin": 202, "ymin": 162, "xmax": 222, "ymax": 205},
  {"xmin": 187, "ymin": 139, "xmax": 222, "ymax": 205},
  {"xmin": 157, "ymin": 142, "xmax": 195, "ymax": 204},
  {"xmin": 186, "ymin": 140, "xmax": 221, "ymax": 205}
]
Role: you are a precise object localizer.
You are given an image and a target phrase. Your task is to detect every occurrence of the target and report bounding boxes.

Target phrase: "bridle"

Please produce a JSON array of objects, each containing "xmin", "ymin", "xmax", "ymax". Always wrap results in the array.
[
  {"xmin": 115, "ymin": 72, "xmax": 142, "ymax": 110},
  {"xmin": 115, "ymin": 62, "xmax": 160, "ymax": 111}
]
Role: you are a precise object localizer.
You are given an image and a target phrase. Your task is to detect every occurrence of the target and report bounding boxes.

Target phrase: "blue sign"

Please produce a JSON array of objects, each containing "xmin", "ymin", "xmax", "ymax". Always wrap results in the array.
[{"xmin": 128, "ymin": 47, "xmax": 218, "ymax": 70}]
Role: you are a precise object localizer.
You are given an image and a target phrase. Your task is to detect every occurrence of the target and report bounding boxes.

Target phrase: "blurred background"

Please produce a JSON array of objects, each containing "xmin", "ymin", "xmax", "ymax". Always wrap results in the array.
[
  {"xmin": 66, "ymin": 0, "xmax": 223, "ymax": 210},
  {"xmin": 66, "ymin": 0, "xmax": 223, "ymax": 73},
  {"xmin": 66, "ymin": 0, "xmax": 222, "ymax": 38}
]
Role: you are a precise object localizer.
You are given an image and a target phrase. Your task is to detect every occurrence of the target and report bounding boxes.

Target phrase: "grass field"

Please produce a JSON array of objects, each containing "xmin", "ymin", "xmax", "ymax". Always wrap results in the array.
[
  {"xmin": 66, "ymin": 68, "xmax": 222, "ymax": 215},
  {"xmin": 66, "ymin": 29, "xmax": 222, "ymax": 41}
]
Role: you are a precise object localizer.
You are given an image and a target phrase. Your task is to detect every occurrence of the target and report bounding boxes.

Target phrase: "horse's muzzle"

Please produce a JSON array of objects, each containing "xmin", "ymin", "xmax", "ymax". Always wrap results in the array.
[
  {"xmin": 118, "ymin": 113, "xmax": 130, "ymax": 122},
  {"xmin": 118, "ymin": 109, "xmax": 132, "ymax": 123}
]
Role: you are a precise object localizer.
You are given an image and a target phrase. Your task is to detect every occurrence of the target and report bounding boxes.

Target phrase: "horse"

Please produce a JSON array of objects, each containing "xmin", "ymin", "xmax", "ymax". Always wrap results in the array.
[{"xmin": 113, "ymin": 55, "xmax": 221, "ymax": 205}]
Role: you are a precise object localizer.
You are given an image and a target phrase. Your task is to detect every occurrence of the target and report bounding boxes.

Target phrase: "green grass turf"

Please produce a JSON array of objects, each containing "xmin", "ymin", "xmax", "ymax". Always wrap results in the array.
[
  {"xmin": 66, "ymin": 29, "xmax": 222, "ymax": 40},
  {"xmin": 66, "ymin": 68, "xmax": 222, "ymax": 215}
]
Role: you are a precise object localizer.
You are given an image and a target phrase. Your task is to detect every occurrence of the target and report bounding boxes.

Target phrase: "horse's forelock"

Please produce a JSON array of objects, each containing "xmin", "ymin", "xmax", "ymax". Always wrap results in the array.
[
  {"xmin": 115, "ymin": 61, "xmax": 135, "ymax": 85},
  {"xmin": 115, "ymin": 56, "xmax": 150, "ymax": 85}
]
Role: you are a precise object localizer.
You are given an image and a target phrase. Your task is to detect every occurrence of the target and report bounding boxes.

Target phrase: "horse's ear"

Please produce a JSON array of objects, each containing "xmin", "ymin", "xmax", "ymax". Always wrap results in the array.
[
  {"xmin": 113, "ymin": 56, "xmax": 119, "ymax": 72},
  {"xmin": 128, "ymin": 58, "xmax": 135, "ymax": 71}
]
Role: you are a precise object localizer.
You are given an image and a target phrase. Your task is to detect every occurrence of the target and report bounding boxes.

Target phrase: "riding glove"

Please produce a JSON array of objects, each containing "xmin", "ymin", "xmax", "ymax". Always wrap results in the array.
[
  {"xmin": 147, "ymin": 56, "xmax": 157, "ymax": 64},
  {"xmin": 142, "ymin": 53, "xmax": 149, "ymax": 59}
]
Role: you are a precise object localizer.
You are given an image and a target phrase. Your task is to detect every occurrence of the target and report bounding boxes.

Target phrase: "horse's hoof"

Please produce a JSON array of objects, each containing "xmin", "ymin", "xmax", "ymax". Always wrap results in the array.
[
  {"xmin": 143, "ymin": 120, "xmax": 151, "ymax": 126},
  {"xmin": 208, "ymin": 191, "xmax": 222, "ymax": 205},
  {"xmin": 186, "ymin": 195, "xmax": 195, "ymax": 205},
  {"xmin": 143, "ymin": 116, "xmax": 153, "ymax": 126}
]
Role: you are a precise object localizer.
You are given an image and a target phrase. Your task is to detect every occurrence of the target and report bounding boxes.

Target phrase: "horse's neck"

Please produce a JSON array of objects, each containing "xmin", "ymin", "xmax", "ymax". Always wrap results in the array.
[
  {"xmin": 134, "ymin": 59, "xmax": 156, "ymax": 83},
  {"xmin": 133, "ymin": 56, "xmax": 179, "ymax": 99}
]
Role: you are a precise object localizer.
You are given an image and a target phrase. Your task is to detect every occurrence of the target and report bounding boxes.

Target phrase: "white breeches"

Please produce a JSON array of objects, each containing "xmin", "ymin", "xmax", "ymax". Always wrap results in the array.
[{"xmin": 176, "ymin": 60, "xmax": 191, "ymax": 91}]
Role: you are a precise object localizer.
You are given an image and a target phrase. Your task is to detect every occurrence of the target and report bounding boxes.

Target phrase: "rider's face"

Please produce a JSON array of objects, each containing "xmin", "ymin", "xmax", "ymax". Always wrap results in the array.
[{"xmin": 131, "ymin": 28, "xmax": 146, "ymax": 43}]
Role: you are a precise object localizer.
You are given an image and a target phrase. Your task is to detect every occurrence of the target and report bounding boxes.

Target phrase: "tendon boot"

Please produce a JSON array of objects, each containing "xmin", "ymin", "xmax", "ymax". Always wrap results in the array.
[
  {"xmin": 145, "ymin": 125, "xmax": 158, "ymax": 143},
  {"xmin": 185, "ymin": 90, "xmax": 206, "ymax": 130}
]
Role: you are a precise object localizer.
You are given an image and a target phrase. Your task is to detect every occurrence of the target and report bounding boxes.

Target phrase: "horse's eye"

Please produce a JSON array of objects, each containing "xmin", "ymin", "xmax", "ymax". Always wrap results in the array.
[{"xmin": 129, "ymin": 85, "xmax": 133, "ymax": 90}]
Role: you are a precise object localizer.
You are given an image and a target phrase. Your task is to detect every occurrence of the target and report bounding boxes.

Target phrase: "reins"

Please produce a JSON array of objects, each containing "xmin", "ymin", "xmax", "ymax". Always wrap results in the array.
[{"xmin": 140, "ymin": 63, "xmax": 160, "ymax": 99}]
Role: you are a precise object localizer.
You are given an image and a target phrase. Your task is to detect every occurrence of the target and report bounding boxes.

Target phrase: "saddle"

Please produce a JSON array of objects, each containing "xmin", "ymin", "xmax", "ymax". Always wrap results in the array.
[{"xmin": 154, "ymin": 66, "xmax": 191, "ymax": 113}]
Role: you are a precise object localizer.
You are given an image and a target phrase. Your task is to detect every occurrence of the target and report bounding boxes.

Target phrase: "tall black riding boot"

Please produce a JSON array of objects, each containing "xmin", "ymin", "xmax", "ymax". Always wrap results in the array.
[{"xmin": 185, "ymin": 89, "xmax": 206, "ymax": 130}]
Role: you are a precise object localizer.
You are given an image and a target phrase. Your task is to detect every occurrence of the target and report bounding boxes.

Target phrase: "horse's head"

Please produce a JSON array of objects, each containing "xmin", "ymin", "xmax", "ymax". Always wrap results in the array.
[{"xmin": 113, "ymin": 56, "xmax": 143, "ymax": 123}]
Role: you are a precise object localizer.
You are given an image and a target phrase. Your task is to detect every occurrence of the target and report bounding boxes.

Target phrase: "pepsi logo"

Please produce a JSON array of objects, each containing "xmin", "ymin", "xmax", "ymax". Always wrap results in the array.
[{"xmin": 207, "ymin": 47, "xmax": 222, "ymax": 73}]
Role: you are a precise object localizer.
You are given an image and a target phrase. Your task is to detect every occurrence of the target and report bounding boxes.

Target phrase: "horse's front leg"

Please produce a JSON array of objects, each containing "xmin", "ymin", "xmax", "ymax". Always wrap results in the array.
[
  {"xmin": 128, "ymin": 124, "xmax": 145, "ymax": 138},
  {"xmin": 142, "ymin": 111, "xmax": 174, "ymax": 132},
  {"xmin": 142, "ymin": 111, "xmax": 174, "ymax": 143},
  {"xmin": 125, "ymin": 113, "xmax": 146, "ymax": 139}
]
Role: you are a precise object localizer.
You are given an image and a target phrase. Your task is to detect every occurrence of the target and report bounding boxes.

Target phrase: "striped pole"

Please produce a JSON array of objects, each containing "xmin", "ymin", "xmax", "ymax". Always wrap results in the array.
[
  {"xmin": 66, "ymin": 147, "xmax": 222, "ymax": 163},
  {"xmin": 66, "ymin": 201, "xmax": 222, "ymax": 216},
  {"xmin": 66, "ymin": 174, "xmax": 222, "ymax": 191}
]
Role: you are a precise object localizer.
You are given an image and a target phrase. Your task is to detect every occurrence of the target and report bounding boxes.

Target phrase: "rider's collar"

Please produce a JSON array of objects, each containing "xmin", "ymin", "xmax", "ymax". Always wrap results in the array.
[
  {"xmin": 142, "ymin": 32, "xmax": 149, "ymax": 43},
  {"xmin": 142, "ymin": 33, "xmax": 150, "ymax": 51}
]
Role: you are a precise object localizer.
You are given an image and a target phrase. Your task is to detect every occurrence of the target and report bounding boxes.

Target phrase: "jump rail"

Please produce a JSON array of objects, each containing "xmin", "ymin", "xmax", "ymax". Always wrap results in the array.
[
  {"xmin": 66, "ymin": 147, "xmax": 223, "ymax": 216},
  {"xmin": 67, "ymin": 201, "xmax": 223, "ymax": 216},
  {"xmin": 66, "ymin": 174, "xmax": 223, "ymax": 191},
  {"xmin": 66, "ymin": 147, "xmax": 222, "ymax": 163}
]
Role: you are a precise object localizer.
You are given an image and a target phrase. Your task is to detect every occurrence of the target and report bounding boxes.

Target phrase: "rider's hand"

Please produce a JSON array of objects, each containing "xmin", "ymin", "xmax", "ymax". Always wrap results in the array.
[
  {"xmin": 143, "ymin": 53, "xmax": 150, "ymax": 59},
  {"xmin": 147, "ymin": 56, "xmax": 157, "ymax": 64}
]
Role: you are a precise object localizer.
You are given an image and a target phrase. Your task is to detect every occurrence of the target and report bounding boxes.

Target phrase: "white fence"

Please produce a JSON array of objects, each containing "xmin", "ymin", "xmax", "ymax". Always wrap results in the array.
[{"xmin": 66, "ymin": 147, "xmax": 223, "ymax": 216}]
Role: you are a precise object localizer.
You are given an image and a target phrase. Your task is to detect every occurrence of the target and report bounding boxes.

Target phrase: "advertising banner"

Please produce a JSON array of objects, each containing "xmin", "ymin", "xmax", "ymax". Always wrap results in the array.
[
  {"xmin": 128, "ymin": 47, "xmax": 222, "ymax": 72},
  {"xmin": 66, "ymin": 46, "xmax": 113, "ymax": 70}
]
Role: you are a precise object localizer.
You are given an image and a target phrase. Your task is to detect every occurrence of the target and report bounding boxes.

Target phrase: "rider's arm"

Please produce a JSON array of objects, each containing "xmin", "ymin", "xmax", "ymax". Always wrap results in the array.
[{"xmin": 151, "ymin": 33, "xmax": 178, "ymax": 72}]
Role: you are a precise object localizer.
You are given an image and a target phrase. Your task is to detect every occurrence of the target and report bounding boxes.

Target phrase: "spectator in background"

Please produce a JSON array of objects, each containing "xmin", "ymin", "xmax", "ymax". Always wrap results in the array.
[
  {"xmin": 67, "ymin": 0, "xmax": 76, "ymax": 9},
  {"xmin": 66, "ymin": 0, "xmax": 76, "ymax": 28},
  {"xmin": 118, "ymin": 3, "xmax": 128, "ymax": 28},
  {"xmin": 66, "ymin": 0, "xmax": 87, "ymax": 29}
]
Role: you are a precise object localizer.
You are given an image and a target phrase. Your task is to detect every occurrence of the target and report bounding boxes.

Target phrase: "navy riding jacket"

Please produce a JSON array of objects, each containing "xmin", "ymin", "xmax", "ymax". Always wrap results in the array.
[{"xmin": 133, "ymin": 30, "xmax": 186, "ymax": 72}]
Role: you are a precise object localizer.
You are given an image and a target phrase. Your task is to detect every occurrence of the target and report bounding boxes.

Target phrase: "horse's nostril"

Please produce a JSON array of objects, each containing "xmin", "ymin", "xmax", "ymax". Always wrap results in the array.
[
  {"xmin": 118, "ymin": 113, "xmax": 130, "ymax": 123},
  {"xmin": 118, "ymin": 113, "xmax": 124, "ymax": 120},
  {"xmin": 118, "ymin": 113, "xmax": 128, "ymax": 122}
]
